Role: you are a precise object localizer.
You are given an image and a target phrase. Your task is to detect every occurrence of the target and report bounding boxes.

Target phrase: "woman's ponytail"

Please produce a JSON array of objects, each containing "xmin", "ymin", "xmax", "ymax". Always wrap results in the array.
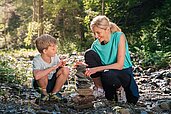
[{"xmin": 109, "ymin": 22, "xmax": 121, "ymax": 32}]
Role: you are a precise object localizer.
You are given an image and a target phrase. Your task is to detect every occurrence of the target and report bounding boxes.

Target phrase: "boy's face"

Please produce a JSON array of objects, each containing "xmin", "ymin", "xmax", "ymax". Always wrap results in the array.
[{"xmin": 43, "ymin": 44, "xmax": 57, "ymax": 57}]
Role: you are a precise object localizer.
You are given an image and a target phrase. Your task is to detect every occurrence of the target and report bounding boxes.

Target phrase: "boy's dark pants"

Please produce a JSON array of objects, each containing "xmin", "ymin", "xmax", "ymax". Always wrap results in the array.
[{"xmin": 85, "ymin": 49, "xmax": 139, "ymax": 104}]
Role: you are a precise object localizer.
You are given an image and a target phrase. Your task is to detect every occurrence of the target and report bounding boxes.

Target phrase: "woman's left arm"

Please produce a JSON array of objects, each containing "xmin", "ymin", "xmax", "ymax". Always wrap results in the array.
[
  {"xmin": 85, "ymin": 34, "xmax": 126, "ymax": 76},
  {"xmin": 114, "ymin": 33, "xmax": 126, "ymax": 69}
]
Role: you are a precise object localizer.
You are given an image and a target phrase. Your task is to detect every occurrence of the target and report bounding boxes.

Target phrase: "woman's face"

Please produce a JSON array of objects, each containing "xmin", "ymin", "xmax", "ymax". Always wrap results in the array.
[{"xmin": 93, "ymin": 26, "xmax": 110, "ymax": 43}]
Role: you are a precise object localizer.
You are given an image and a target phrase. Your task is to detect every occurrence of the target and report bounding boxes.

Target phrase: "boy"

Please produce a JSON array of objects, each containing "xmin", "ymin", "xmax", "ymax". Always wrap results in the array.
[{"xmin": 32, "ymin": 34, "xmax": 69, "ymax": 101}]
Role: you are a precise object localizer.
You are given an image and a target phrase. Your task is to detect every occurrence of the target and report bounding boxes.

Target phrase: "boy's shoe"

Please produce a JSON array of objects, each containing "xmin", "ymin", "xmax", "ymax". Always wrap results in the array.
[
  {"xmin": 35, "ymin": 94, "xmax": 49, "ymax": 104},
  {"xmin": 50, "ymin": 93, "xmax": 67, "ymax": 103},
  {"xmin": 93, "ymin": 87, "xmax": 105, "ymax": 98},
  {"xmin": 40, "ymin": 94, "xmax": 49, "ymax": 101}
]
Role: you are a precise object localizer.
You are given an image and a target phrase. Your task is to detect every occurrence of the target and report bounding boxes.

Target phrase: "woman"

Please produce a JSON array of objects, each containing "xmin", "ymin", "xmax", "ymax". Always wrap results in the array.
[{"xmin": 84, "ymin": 15, "xmax": 139, "ymax": 104}]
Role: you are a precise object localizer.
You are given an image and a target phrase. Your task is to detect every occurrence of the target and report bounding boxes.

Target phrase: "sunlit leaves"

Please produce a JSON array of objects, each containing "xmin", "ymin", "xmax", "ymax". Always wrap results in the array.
[{"xmin": 0, "ymin": 50, "xmax": 34, "ymax": 84}]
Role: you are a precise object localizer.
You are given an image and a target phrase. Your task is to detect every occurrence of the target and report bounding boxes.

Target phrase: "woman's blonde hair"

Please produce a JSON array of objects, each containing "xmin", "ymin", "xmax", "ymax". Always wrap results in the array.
[
  {"xmin": 90, "ymin": 15, "xmax": 121, "ymax": 33},
  {"xmin": 35, "ymin": 34, "xmax": 57, "ymax": 53}
]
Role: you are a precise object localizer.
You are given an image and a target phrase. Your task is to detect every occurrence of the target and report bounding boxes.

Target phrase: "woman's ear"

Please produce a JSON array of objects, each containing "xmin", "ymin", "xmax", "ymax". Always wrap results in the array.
[{"xmin": 106, "ymin": 27, "xmax": 110, "ymax": 32}]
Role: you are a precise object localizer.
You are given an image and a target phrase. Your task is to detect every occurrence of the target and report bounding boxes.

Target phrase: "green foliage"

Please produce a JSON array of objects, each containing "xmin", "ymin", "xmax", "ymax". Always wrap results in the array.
[
  {"xmin": 0, "ymin": 0, "xmax": 33, "ymax": 48},
  {"xmin": 104, "ymin": 0, "xmax": 171, "ymax": 53},
  {"xmin": 134, "ymin": 47, "xmax": 171, "ymax": 70},
  {"xmin": 144, "ymin": 52, "xmax": 171, "ymax": 70},
  {"xmin": 0, "ymin": 49, "xmax": 33, "ymax": 85},
  {"xmin": 0, "ymin": 65, "xmax": 15, "ymax": 83},
  {"xmin": 80, "ymin": 0, "xmax": 102, "ymax": 52},
  {"xmin": 0, "ymin": 0, "xmax": 170, "ymax": 69},
  {"xmin": 0, "ymin": 53, "xmax": 19, "ymax": 83},
  {"xmin": 24, "ymin": 22, "xmax": 39, "ymax": 47},
  {"xmin": 154, "ymin": 0, "xmax": 171, "ymax": 52},
  {"xmin": 57, "ymin": 39, "xmax": 77, "ymax": 54}
]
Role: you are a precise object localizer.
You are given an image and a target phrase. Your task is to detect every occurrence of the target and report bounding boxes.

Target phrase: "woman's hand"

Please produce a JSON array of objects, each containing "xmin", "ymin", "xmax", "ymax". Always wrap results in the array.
[
  {"xmin": 73, "ymin": 61, "xmax": 88, "ymax": 68},
  {"xmin": 85, "ymin": 67, "xmax": 97, "ymax": 77}
]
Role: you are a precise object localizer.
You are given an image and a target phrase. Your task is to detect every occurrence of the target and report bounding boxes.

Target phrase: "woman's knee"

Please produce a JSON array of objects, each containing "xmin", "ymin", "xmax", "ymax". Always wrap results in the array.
[
  {"xmin": 85, "ymin": 49, "xmax": 95, "ymax": 62},
  {"xmin": 85, "ymin": 49, "xmax": 101, "ymax": 67},
  {"xmin": 85, "ymin": 49, "xmax": 95, "ymax": 58}
]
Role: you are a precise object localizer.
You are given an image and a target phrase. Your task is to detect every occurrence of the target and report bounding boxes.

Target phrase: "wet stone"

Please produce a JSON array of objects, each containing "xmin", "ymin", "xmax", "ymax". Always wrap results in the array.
[
  {"xmin": 70, "ymin": 64, "xmax": 96, "ymax": 109},
  {"xmin": 159, "ymin": 102, "xmax": 170, "ymax": 110},
  {"xmin": 119, "ymin": 108, "xmax": 130, "ymax": 114},
  {"xmin": 77, "ymin": 88, "xmax": 93, "ymax": 96}
]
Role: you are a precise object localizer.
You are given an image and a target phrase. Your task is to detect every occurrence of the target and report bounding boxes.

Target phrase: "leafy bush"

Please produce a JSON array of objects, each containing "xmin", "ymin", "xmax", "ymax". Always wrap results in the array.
[
  {"xmin": 0, "ymin": 49, "xmax": 33, "ymax": 85},
  {"xmin": 134, "ymin": 47, "xmax": 171, "ymax": 70}
]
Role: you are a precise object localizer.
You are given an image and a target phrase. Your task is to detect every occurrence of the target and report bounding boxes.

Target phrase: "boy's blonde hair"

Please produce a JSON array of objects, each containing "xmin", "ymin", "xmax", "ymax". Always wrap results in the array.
[
  {"xmin": 90, "ymin": 15, "xmax": 121, "ymax": 33},
  {"xmin": 35, "ymin": 34, "xmax": 57, "ymax": 53}
]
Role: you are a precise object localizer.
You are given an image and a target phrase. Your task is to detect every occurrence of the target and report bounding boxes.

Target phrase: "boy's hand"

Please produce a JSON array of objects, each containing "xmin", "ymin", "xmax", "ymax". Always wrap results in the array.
[
  {"xmin": 52, "ymin": 61, "xmax": 63, "ymax": 70},
  {"xmin": 52, "ymin": 64, "xmax": 59, "ymax": 71},
  {"xmin": 60, "ymin": 60, "xmax": 67, "ymax": 67}
]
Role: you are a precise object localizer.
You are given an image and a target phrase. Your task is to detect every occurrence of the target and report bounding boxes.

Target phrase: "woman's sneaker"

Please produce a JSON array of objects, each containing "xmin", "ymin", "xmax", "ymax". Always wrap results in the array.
[
  {"xmin": 50, "ymin": 92, "xmax": 67, "ymax": 103},
  {"xmin": 117, "ymin": 87, "xmax": 126, "ymax": 103},
  {"xmin": 93, "ymin": 87, "xmax": 105, "ymax": 98}
]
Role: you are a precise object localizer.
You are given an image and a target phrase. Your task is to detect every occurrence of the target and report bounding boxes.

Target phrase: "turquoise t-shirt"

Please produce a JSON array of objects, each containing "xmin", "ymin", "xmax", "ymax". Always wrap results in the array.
[{"xmin": 91, "ymin": 32, "xmax": 132, "ymax": 69}]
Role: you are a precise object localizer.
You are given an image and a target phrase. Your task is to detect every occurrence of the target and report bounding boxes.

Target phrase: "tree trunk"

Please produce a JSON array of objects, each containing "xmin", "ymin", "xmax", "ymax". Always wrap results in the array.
[
  {"xmin": 38, "ymin": 0, "xmax": 43, "ymax": 36},
  {"xmin": 102, "ymin": 0, "xmax": 104, "ymax": 15},
  {"xmin": 32, "ymin": 0, "xmax": 37, "ymax": 22}
]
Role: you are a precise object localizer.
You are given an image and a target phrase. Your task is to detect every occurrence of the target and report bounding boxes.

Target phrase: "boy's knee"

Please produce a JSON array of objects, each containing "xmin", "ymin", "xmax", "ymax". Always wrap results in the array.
[
  {"xmin": 37, "ymin": 75, "xmax": 48, "ymax": 82},
  {"xmin": 60, "ymin": 67, "xmax": 69, "ymax": 77},
  {"xmin": 34, "ymin": 78, "xmax": 48, "ymax": 90},
  {"xmin": 64, "ymin": 67, "xmax": 69, "ymax": 75}
]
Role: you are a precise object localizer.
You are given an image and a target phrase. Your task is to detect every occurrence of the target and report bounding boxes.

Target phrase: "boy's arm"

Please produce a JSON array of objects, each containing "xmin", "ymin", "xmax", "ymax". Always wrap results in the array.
[{"xmin": 33, "ymin": 62, "xmax": 62, "ymax": 80}]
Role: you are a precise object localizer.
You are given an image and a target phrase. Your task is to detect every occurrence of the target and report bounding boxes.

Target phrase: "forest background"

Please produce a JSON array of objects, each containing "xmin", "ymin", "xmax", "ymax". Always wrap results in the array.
[{"xmin": 0, "ymin": 0, "xmax": 171, "ymax": 85}]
